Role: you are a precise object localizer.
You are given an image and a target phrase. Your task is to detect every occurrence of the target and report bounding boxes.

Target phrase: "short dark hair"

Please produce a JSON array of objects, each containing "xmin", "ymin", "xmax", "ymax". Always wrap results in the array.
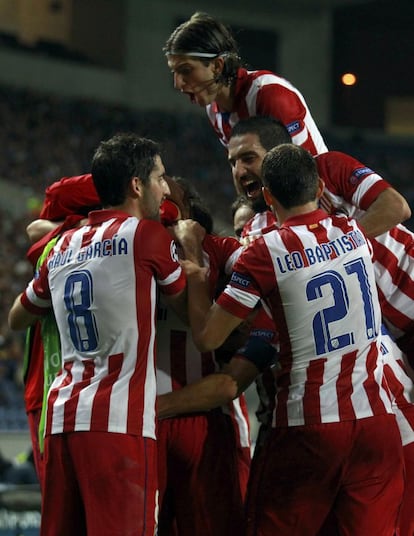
[
  {"xmin": 91, "ymin": 133, "xmax": 160, "ymax": 207},
  {"xmin": 230, "ymin": 116, "xmax": 292, "ymax": 151},
  {"xmin": 164, "ymin": 12, "xmax": 242, "ymax": 85},
  {"xmin": 172, "ymin": 176, "xmax": 214, "ymax": 234},
  {"xmin": 262, "ymin": 144, "xmax": 319, "ymax": 209}
]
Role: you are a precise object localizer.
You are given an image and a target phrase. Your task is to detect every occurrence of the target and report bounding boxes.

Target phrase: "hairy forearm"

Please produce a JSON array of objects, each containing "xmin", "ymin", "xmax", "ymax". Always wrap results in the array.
[
  {"xmin": 359, "ymin": 188, "xmax": 411, "ymax": 238},
  {"xmin": 157, "ymin": 373, "xmax": 238, "ymax": 418}
]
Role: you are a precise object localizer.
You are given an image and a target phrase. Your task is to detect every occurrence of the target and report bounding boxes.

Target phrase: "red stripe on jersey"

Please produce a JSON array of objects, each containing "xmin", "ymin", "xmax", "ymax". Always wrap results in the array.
[
  {"xmin": 389, "ymin": 224, "xmax": 414, "ymax": 252},
  {"xmin": 384, "ymin": 362, "xmax": 414, "ymax": 416},
  {"xmin": 389, "ymin": 359, "xmax": 414, "ymax": 431},
  {"xmin": 303, "ymin": 358, "xmax": 326, "ymax": 423},
  {"xmin": 278, "ymin": 227, "xmax": 310, "ymax": 267},
  {"xmin": 59, "ymin": 229, "xmax": 75, "ymax": 252},
  {"xmin": 373, "ymin": 240, "xmax": 414, "ymax": 299},
  {"xmin": 170, "ymin": 330, "xmax": 188, "ymax": 390},
  {"xmin": 90, "ymin": 353, "xmax": 124, "ymax": 430},
  {"xmin": 336, "ymin": 351, "xmax": 357, "ymax": 421},
  {"xmin": 45, "ymin": 362, "xmax": 74, "ymax": 436},
  {"xmin": 363, "ymin": 342, "xmax": 388, "ymax": 415},
  {"xmin": 80, "ymin": 228, "xmax": 97, "ymax": 249},
  {"xmin": 377, "ymin": 287, "xmax": 413, "ymax": 332},
  {"xmin": 101, "ymin": 218, "xmax": 124, "ymax": 242},
  {"xmin": 63, "ymin": 360, "xmax": 95, "ymax": 432},
  {"xmin": 127, "ymin": 225, "xmax": 152, "ymax": 435}
]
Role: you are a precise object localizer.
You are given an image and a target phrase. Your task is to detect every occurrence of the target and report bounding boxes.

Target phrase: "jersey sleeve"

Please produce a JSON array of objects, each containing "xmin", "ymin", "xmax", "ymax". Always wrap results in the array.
[
  {"xmin": 205, "ymin": 235, "xmax": 242, "ymax": 274},
  {"xmin": 137, "ymin": 220, "xmax": 186, "ymax": 296},
  {"xmin": 217, "ymin": 239, "xmax": 270, "ymax": 318},
  {"xmin": 317, "ymin": 151, "xmax": 391, "ymax": 210},
  {"xmin": 39, "ymin": 174, "xmax": 100, "ymax": 220},
  {"xmin": 20, "ymin": 256, "xmax": 52, "ymax": 316},
  {"xmin": 256, "ymin": 82, "xmax": 327, "ymax": 156}
]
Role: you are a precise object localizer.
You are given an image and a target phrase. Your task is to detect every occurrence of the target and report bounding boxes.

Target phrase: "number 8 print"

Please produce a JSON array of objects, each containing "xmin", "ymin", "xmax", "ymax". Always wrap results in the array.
[{"xmin": 64, "ymin": 270, "xmax": 99, "ymax": 352}]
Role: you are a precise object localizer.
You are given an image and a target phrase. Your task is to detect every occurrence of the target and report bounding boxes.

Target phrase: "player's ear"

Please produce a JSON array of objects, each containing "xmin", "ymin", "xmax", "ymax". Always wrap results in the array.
[
  {"xmin": 316, "ymin": 177, "xmax": 325, "ymax": 200},
  {"xmin": 131, "ymin": 176, "xmax": 144, "ymax": 198},
  {"xmin": 262, "ymin": 186, "xmax": 274, "ymax": 209},
  {"xmin": 213, "ymin": 56, "xmax": 224, "ymax": 77}
]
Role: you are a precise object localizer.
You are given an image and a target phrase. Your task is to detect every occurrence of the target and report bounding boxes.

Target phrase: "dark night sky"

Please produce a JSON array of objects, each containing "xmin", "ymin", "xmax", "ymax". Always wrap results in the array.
[{"xmin": 332, "ymin": 0, "xmax": 414, "ymax": 128}]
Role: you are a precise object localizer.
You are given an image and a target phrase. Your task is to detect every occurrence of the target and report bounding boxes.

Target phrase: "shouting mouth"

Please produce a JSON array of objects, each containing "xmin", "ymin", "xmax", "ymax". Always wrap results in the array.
[{"xmin": 242, "ymin": 178, "xmax": 262, "ymax": 199}]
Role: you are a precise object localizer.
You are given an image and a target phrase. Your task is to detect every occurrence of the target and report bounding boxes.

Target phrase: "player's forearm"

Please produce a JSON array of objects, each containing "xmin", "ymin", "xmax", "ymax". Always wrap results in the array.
[
  {"xmin": 26, "ymin": 219, "xmax": 61, "ymax": 244},
  {"xmin": 8, "ymin": 294, "xmax": 40, "ymax": 331},
  {"xmin": 184, "ymin": 263, "xmax": 216, "ymax": 351},
  {"xmin": 359, "ymin": 188, "xmax": 411, "ymax": 238},
  {"xmin": 157, "ymin": 373, "xmax": 238, "ymax": 418}
]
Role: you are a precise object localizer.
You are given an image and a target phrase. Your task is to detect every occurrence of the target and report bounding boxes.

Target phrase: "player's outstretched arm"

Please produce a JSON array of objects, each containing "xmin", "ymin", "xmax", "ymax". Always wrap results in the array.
[
  {"xmin": 359, "ymin": 187, "xmax": 411, "ymax": 238},
  {"xmin": 157, "ymin": 373, "xmax": 237, "ymax": 419}
]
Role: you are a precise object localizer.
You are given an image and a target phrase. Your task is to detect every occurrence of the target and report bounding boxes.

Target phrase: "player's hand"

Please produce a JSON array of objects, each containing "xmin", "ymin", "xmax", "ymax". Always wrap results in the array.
[
  {"xmin": 171, "ymin": 219, "xmax": 206, "ymax": 264},
  {"xmin": 180, "ymin": 259, "xmax": 208, "ymax": 279}
]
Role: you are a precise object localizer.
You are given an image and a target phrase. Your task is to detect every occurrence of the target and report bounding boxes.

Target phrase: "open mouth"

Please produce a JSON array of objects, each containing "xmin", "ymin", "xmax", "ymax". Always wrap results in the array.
[{"xmin": 243, "ymin": 179, "xmax": 262, "ymax": 199}]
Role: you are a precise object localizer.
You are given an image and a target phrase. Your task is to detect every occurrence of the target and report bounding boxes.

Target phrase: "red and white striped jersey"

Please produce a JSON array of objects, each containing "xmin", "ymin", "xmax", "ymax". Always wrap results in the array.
[
  {"xmin": 316, "ymin": 151, "xmax": 414, "ymax": 338},
  {"xmin": 381, "ymin": 328, "xmax": 414, "ymax": 446},
  {"xmin": 218, "ymin": 209, "xmax": 393, "ymax": 427},
  {"xmin": 241, "ymin": 211, "xmax": 276, "ymax": 242},
  {"xmin": 242, "ymin": 151, "xmax": 414, "ymax": 338},
  {"xmin": 21, "ymin": 209, "xmax": 186, "ymax": 440},
  {"xmin": 156, "ymin": 233, "xmax": 251, "ymax": 447},
  {"xmin": 206, "ymin": 68, "xmax": 328, "ymax": 156}
]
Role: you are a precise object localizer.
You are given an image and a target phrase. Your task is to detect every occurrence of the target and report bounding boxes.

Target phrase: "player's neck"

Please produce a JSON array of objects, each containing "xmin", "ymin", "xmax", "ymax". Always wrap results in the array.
[
  {"xmin": 215, "ymin": 85, "xmax": 233, "ymax": 112},
  {"xmin": 276, "ymin": 202, "xmax": 319, "ymax": 225}
]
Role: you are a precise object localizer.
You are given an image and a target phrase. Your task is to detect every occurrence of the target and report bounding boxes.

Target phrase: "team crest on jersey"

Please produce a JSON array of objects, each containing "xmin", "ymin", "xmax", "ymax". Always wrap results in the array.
[
  {"xmin": 286, "ymin": 120, "xmax": 301, "ymax": 134},
  {"xmin": 170, "ymin": 241, "xmax": 179, "ymax": 262},
  {"xmin": 350, "ymin": 167, "xmax": 373, "ymax": 184},
  {"xmin": 230, "ymin": 271, "xmax": 251, "ymax": 288}
]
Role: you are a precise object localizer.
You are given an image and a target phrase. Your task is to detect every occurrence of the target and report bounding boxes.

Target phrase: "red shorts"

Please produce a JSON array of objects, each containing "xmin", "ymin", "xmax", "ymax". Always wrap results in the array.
[
  {"xmin": 400, "ymin": 441, "xmax": 414, "ymax": 536},
  {"xmin": 157, "ymin": 409, "xmax": 247, "ymax": 536},
  {"xmin": 41, "ymin": 432, "xmax": 158, "ymax": 536},
  {"xmin": 247, "ymin": 414, "xmax": 404, "ymax": 536}
]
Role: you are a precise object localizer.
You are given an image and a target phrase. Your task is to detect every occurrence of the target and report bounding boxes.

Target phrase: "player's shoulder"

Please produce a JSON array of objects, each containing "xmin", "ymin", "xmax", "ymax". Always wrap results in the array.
[
  {"xmin": 135, "ymin": 218, "xmax": 175, "ymax": 252},
  {"xmin": 204, "ymin": 233, "xmax": 240, "ymax": 251},
  {"xmin": 316, "ymin": 150, "xmax": 370, "ymax": 173}
]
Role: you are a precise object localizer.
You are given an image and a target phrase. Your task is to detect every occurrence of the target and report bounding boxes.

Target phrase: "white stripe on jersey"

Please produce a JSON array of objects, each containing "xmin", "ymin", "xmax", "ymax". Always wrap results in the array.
[
  {"xmin": 142, "ymin": 276, "xmax": 157, "ymax": 438},
  {"xmin": 25, "ymin": 281, "xmax": 51, "ymax": 309},
  {"xmin": 227, "ymin": 215, "xmax": 393, "ymax": 426},
  {"xmin": 36, "ymin": 214, "xmax": 184, "ymax": 439},
  {"xmin": 350, "ymin": 173, "xmax": 384, "ymax": 208},
  {"xmin": 381, "ymin": 331, "xmax": 414, "ymax": 446},
  {"xmin": 158, "ymin": 266, "xmax": 183, "ymax": 287}
]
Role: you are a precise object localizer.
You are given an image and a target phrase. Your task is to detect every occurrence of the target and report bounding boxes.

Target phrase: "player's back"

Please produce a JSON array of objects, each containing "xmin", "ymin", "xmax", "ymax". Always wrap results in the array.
[
  {"xmin": 231, "ymin": 211, "xmax": 393, "ymax": 426},
  {"xmin": 45, "ymin": 214, "xmax": 171, "ymax": 438}
]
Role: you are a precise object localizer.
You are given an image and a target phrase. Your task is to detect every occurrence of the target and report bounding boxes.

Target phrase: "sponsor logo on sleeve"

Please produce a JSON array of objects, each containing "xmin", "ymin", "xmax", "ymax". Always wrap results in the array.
[
  {"xmin": 350, "ymin": 167, "xmax": 373, "ymax": 184},
  {"xmin": 250, "ymin": 328, "xmax": 274, "ymax": 340},
  {"xmin": 230, "ymin": 271, "xmax": 251, "ymax": 288},
  {"xmin": 286, "ymin": 120, "xmax": 301, "ymax": 134}
]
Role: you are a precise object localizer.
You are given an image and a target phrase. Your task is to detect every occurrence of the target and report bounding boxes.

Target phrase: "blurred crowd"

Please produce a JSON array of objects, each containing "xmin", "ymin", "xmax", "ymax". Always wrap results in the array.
[{"xmin": 0, "ymin": 83, "xmax": 413, "ymax": 430}]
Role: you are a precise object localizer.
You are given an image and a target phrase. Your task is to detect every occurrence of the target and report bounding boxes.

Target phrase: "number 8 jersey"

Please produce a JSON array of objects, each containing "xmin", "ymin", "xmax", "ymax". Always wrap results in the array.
[
  {"xmin": 217, "ymin": 208, "xmax": 394, "ymax": 427},
  {"xmin": 21, "ymin": 210, "xmax": 186, "ymax": 440}
]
